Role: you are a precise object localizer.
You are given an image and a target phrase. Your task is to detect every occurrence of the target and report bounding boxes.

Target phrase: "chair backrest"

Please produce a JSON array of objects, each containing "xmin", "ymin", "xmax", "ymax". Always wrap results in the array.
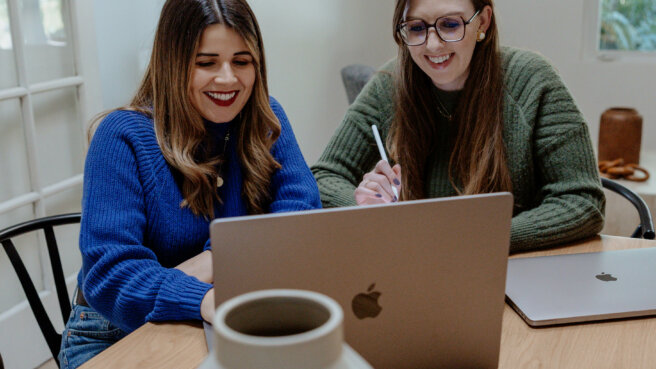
[
  {"xmin": 601, "ymin": 178, "xmax": 655, "ymax": 239},
  {"xmin": 0, "ymin": 213, "xmax": 81, "ymax": 366},
  {"xmin": 340, "ymin": 64, "xmax": 376, "ymax": 104}
]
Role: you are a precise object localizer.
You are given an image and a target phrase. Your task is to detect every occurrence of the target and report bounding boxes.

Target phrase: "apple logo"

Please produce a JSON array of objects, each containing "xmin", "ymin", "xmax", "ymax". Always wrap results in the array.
[
  {"xmin": 352, "ymin": 283, "xmax": 382, "ymax": 319},
  {"xmin": 596, "ymin": 272, "xmax": 618, "ymax": 282}
]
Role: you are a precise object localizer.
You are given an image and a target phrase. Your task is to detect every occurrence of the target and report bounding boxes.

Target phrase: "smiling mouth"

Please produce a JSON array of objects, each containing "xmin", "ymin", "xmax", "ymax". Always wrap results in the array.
[
  {"xmin": 205, "ymin": 91, "xmax": 239, "ymax": 107},
  {"xmin": 426, "ymin": 53, "xmax": 453, "ymax": 65}
]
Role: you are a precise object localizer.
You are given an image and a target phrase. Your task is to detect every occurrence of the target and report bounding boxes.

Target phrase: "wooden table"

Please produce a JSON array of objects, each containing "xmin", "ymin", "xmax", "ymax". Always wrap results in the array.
[
  {"xmin": 81, "ymin": 235, "xmax": 656, "ymax": 369},
  {"xmin": 499, "ymin": 235, "xmax": 656, "ymax": 369}
]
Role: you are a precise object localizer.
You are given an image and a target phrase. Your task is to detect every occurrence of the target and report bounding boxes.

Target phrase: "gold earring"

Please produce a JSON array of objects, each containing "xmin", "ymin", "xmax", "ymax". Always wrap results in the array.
[{"xmin": 477, "ymin": 31, "xmax": 486, "ymax": 42}]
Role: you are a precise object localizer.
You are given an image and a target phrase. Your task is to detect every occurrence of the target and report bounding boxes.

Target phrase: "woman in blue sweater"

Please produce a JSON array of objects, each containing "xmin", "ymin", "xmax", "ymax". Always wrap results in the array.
[{"xmin": 58, "ymin": 0, "xmax": 321, "ymax": 367}]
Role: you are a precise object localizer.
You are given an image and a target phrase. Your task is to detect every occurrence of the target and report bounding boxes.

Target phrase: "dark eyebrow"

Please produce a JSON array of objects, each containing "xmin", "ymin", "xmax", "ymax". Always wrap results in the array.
[
  {"xmin": 405, "ymin": 16, "xmax": 426, "ymax": 21},
  {"xmin": 196, "ymin": 51, "xmax": 252, "ymax": 57},
  {"xmin": 406, "ymin": 12, "xmax": 463, "ymax": 21}
]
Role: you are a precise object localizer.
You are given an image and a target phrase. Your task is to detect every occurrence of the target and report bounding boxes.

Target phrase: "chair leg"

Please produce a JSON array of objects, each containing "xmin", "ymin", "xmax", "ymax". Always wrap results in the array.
[
  {"xmin": 1, "ymin": 240, "xmax": 62, "ymax": 361},
  {"xmin": 44, "ymin": 226, "xmax": 72, "ymax": 323},
  {"xmin": 631, "ymin": 226, "xmax": 643, "ymax": 238}
]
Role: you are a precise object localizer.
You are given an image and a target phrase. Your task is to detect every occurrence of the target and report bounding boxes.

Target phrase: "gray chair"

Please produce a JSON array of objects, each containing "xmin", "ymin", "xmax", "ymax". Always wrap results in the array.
[{"xmin": 340, "ymin": 64, "xmax": 375, "ymax": 104}]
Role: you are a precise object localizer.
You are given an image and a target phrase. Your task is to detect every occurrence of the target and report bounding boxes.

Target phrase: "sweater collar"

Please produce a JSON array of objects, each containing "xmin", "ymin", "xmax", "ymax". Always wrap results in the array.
[
  {"xmin": 203, "ymin": 118, "xmax": 235, "ymax": 137},
  {"xmin": 431, "ymin": 86, "xmax": 461, "ymax": 116}
]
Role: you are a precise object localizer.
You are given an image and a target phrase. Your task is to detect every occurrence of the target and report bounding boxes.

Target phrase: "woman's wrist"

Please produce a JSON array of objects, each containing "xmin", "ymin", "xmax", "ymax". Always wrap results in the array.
[
  {"xmin": 200, "ymin": 288, "xmax": 215, "ymax": 323},
  {"xmin": 175, "ymin": 250, "xmax": 213, "ymax": 283}
]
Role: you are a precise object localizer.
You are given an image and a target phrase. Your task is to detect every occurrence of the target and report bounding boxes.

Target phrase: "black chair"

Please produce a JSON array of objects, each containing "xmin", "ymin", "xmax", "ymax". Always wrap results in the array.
[
  {"xmin": 340, "ymin": 64, "xmax": 376, "ymax": 105},
  {"xmin": 0, "ymin": 213, "xmax": 81, "ymax": 367},
  {"xmin": 601, "ymin": 178, "xmax": 655, "ymax": 239}
]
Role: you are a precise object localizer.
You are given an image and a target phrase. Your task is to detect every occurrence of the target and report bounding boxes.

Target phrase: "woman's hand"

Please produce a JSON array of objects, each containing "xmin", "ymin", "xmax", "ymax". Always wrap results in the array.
[
  {"xmin": 200, "ymin": 288, "xmax": 215, "ymax": 323},
  {"xmin": 175, "ymin": 250, "xmax": 213, "ymax": 284},
  {"xmin": 355, "ymin": 160, "xmax": 402, "ymax": 205}
]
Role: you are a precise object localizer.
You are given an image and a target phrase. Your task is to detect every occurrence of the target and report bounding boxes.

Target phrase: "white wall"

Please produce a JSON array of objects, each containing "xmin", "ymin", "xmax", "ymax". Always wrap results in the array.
[
  {"xmin": 495, "ymin": 0, "xmax": 656, "ymax": 155},
  {"xmin": 247, "ymin": 0, "xmax": 397, "ymax": 163},
  {"xmin": 92, "ymin": 0, "xmax": 165, "ymax": 110},
  {"xmin": 92, "ymin": 0, "xmax": 656, "ymax": 163},
  {"xmin": 90, "ymin": 0, "xmax": 397, "ymax": 164}
]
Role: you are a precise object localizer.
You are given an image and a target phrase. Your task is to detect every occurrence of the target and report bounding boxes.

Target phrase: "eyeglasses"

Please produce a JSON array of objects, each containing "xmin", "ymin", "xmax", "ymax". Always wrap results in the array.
[{"xmin": 396, "ymin": 9, "xmax": 481, "ymax": 46}]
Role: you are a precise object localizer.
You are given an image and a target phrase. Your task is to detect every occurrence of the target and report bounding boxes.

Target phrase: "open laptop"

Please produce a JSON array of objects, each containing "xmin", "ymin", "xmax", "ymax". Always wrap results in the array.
[
  {"xmin": 506, "ymin": 247, "xmax": 656, "ymax": 327},
  {"xmin": 210, "ymin": 193, "xmax": 513, "ymax": 369}
]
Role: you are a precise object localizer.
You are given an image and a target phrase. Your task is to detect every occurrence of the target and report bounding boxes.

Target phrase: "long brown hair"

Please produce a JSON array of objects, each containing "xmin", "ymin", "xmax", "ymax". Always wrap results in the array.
[
  {"xmin": 389, "ymin": 0, "xmax": 511, "ymax": 199},
  {"xmin": 92, "ymin": 0, "xmax": 280, "ymax": 218}
]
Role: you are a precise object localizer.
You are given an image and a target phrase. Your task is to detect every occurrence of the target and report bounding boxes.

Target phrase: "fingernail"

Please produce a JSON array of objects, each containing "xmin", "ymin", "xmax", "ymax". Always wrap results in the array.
[
  {"xmin": 393, "ymin": 179, "xmax": 401, "ymax": 186},
  {"xmin": 393, "ymin": 196, "xmax": 398, "ymax": 202},
  {"xmin": 375, "ymin": 193, "xmax": 383, "ymax": 198}
]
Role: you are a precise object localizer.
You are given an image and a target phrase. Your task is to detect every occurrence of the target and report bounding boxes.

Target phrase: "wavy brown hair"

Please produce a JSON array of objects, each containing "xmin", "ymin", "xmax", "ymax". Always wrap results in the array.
[
  {"xmin": 92, "ymin": 0, "xmax": 280, "ymax": 218},
  {"xmin": 389, "ymin": 0, "xmax": 511, "ymax": 199}
]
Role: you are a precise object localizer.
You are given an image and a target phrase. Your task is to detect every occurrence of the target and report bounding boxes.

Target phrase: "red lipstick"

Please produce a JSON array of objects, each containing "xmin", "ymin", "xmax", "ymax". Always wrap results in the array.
[{"xmin": 205, "ymin": 91, "xmax": 239, "ymax": 107}]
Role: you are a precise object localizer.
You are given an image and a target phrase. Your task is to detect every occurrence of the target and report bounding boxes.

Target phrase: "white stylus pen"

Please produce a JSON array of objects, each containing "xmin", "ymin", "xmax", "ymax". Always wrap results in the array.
[{"xmin": 371, "ymin": 124, "xmax": 399, "ymax": 199}]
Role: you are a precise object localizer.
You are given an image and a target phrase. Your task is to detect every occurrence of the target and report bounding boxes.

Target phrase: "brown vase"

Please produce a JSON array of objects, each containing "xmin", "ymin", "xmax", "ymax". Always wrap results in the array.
[{"xmin": 598, "ymin": 107, "xmax": 642, "ymax": 165}]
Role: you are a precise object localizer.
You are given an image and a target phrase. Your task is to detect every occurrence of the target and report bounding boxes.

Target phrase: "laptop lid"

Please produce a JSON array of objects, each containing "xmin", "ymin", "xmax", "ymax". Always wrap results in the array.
[
  {"xmin": 211, "ymin": 193, "xmax": 512, "ymax": 369},
  {"xmin": 505, "ymin": 247, "xmax": 656, "ymax": 327}
]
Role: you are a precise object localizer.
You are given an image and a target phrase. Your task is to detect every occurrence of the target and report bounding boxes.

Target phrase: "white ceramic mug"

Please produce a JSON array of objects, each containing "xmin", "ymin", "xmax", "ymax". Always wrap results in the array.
[{"xmin": 199, "ymin": 289, "xmax": 372, "ymax": 369}]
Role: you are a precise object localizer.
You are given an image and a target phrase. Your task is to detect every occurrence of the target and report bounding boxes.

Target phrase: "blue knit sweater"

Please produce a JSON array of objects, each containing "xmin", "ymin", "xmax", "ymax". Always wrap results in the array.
[{"xmin": 78, "ymin": 97, "xmax": 321, "ymax": 332}]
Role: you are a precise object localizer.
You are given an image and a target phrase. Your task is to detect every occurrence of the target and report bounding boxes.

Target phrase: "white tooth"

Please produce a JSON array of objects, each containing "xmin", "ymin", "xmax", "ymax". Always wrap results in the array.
[
  {"xmin": 429, "ymin": 54, "xmax": 451, "ymax": 64},
  {"xmin": 207, "ymin": 92, "xmax": 236, "ymax": 101}
]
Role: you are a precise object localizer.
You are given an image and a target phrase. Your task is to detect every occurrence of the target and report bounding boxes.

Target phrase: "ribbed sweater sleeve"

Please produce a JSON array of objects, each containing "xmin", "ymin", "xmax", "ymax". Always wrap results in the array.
[
  {"xmin": 503, "ymin": 50, "xmax": 605, "ymax": 252},
  {"xmin": 80, "ymin": 112, "xmax": 211, "ymax": 332},
  {"xmin": 268, "ymin": 97, "xmax": 322, "ymax": 212},
  {"xmin": 311, "ymin": 70, "xmax": 395, "ymax": 207}
]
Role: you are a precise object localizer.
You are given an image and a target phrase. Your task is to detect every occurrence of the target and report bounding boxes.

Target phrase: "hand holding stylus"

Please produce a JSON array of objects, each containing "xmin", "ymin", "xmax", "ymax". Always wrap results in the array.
[{"xmin": 354, "ymin": 125, "xmax": 402, "ymax": 205}]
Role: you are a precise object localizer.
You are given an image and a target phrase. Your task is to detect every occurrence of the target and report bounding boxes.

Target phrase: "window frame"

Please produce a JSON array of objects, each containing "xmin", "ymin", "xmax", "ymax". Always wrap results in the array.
[{"xmin": 0, "ymin": 0, "xmax": 102, "ymax": 367}]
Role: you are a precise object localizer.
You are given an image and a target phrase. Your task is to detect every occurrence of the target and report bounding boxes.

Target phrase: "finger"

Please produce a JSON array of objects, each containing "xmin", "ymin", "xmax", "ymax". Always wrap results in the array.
[
  {"xmin": 359, "ymin": 177, "xmax": 393, "ymax": 202},
  {"xmin": 355, "ymin": 187, "xmax": 389, "ymax": 205},
  {"xmin": 363, "ymin": 172, "xmax": 396, "ymax": 200},
  {"xmin": 392, "ymin": 164, "xmax": 402, "ymax": 190},
  {"xmin": 392, "ymin": 164, "xmax": 402, "ymax": 177},
  {"xmin": 375, "ymin": 160, "xmax": 401, "ymax": 194},
  {"xmin": 374, "ymin": 160, "xmax": 401, "ymax": 186},
  {"xmin": 355, "ymin": 186, "xmax": 385, "ymax": 200}
]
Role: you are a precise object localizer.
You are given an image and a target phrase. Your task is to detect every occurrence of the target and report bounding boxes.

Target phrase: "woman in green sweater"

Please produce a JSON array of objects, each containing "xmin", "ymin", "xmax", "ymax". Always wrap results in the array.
[{"xmin": 311, "ymin": 0, "xmax": 604, "ymax": 252}]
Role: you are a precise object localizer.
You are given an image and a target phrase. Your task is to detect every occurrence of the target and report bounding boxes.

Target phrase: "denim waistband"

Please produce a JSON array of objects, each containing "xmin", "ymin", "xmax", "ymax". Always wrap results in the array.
[{"xmin": 74, "ymin": 288, "xmax": 89, "ymax": 307}]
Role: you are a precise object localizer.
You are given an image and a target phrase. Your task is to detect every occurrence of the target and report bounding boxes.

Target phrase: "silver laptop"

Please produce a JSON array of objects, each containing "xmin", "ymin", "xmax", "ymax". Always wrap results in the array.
[
  {"xmin": 506, "ymin": 247, "xmax": 656, "ymax": 327},
  {"xmin": 210, "ymin": 193, "xmax": 512, "ymax": 369}
]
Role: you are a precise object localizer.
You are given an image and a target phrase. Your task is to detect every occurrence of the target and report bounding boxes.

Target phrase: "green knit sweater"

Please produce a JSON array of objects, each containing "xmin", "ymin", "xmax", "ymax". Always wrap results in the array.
[{"xmin": 311, "ymin": 47, "xmax": 605, "ymax": 253}]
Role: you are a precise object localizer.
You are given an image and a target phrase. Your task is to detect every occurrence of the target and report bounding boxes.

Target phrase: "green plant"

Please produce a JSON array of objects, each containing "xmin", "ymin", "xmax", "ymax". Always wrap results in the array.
[{"xmin": 600, "ymin": 0, "xmax": 656, "ymax": 51}]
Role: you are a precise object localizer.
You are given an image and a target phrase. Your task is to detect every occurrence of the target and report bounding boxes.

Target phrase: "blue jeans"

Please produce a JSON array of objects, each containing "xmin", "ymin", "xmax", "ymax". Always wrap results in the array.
[{"xmin": 58, "ymin": 303, "xmax": 127, "ymax": 369}]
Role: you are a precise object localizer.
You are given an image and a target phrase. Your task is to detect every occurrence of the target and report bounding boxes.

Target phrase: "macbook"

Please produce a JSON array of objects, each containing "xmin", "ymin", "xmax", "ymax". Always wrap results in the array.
[
  {"xmin": 210, "ymin": 193, "xmax": 513, "ymax": 368},
  {"xmin": 506, "ymin": 247, "xmax": 656, "ymax": 327}
]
